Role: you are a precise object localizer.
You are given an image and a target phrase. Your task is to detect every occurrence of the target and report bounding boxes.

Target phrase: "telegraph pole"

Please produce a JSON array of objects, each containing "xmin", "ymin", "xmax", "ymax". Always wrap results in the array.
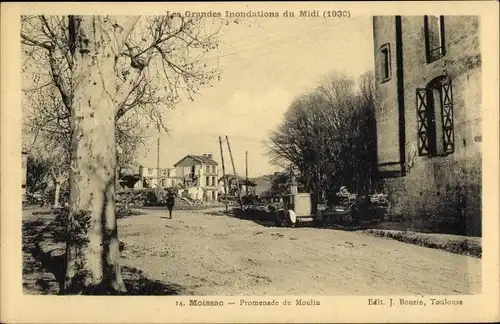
[
  {"xmin": 226, "ymin": 135, "xmax": 243, "ymax": 208},
  {"xmin": 245, "ymin": 150, "xmax": 249, "ymax": 196},
  {"xmin": 156, "ymin": 124, "xmax": 160, "ymax": 188},
  {"xmin": 219, "ymin": 136, "xmax": 228, "ymax": 211}
]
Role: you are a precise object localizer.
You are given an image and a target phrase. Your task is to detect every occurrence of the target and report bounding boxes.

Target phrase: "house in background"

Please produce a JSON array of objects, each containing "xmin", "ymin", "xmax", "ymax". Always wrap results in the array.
[
  {"xmin": 373, "ymin": 15, "xmax": 481, "ymax": 236},
  {"xmin": 174, "ymin": 153, "xmax": 219, "ymax": 202},
  {"xmin": 218, "ymin": 174, "xmax": 256, "ymax": 197},
  {"xmin": 137, "ymin": 166, "xmax": 179, "ymax": 189}
]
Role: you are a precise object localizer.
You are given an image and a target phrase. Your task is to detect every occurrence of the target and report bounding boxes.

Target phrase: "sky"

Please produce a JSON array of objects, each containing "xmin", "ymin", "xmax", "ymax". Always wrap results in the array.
[{"xmin": 133, "ymin": 16, "xmax": 375, "ymax": 177}]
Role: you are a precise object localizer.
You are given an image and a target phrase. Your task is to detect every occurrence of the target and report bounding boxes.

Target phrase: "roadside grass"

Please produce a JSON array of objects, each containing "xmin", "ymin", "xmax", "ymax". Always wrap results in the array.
[{"xmin": 362, "ymin": 229, "xmax": 481, "ymax": 258}]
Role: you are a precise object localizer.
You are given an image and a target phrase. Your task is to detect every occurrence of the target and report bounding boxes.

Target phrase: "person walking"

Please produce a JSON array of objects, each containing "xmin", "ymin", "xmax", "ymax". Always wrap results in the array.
[{"xmin": 166, "ymin": 188, "xmax": 176, "ymax": 219}]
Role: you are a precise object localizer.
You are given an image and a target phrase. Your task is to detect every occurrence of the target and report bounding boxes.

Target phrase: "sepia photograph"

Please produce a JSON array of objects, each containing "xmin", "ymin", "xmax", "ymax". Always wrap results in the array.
[{"xmin": 2, "ymin": 2, "xmax": 499, "ymax": 323}]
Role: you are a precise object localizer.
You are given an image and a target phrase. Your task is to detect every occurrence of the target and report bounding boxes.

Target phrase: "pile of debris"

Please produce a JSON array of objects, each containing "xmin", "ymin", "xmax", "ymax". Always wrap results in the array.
[
  {"xmin": 320, "ymin": 186, "xmax": 390, "ymax": 226},
  {"xmin": 333, "ymin": 186, "xmax": 389, "ymax": 207},
  {"xmin": 116, "ymin": 188, "xmax": 172, "ymax": 207},
  {"xmin": 369, "ymin": 193, "xmax": 389, "ymax": 206},
  {"xmin": 336, "ymin": 186, "xmax": 357, "ymax": 203}
]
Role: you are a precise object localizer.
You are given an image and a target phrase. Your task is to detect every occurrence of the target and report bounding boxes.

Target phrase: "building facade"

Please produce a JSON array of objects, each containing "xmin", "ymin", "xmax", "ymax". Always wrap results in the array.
[
  {"xmin": 218, "ymin": 174, "xmax": 256, "ymax": 197},
  {"xmin": 373, "ymin": 16, "xmax": 481, "ymax": 236},
  {"xmin": 174, "ymin": 154, "xmax": 219, "ymax": 202},
  {"xmin": 137, "ymin": 166, "xmax": 179, "ymax": 189}
]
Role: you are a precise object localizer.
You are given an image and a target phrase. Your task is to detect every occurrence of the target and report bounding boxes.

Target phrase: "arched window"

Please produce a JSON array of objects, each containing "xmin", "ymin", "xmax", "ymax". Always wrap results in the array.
[
  {"xmin": 379, "ymin": 43, "xmax": 391, "ymax": 83},
  {"xmin": 416, "ymin": 76, "xmax": 455, "ymax": 156}
]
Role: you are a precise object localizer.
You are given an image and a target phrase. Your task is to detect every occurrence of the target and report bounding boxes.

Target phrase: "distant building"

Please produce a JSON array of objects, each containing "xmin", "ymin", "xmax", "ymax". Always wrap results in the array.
[
  {"xmin": 218, "ymin": 174, "xmax": 256, "ymax": 197},
  {"xmin": 373, "ymin": 16, "xmax": 481, "ymax": 235},
  {"xmin": 174, "ymin": 154, "xmax": 219, "ymax": 202},
  {"xmin": 252, "ymin": 174, "xmax": 273, "ymax": 197},
  {"xmin": 137, "ymin": 166, "xmax": 178, "ymax": 189}
]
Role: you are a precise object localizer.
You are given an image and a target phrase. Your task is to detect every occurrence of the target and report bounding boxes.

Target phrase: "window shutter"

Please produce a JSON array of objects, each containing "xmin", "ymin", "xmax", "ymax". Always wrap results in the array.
[
  {"xmin": 424, "ymin": 16, "xmax": 444, "ymax": 62},
  {"xmin": 427, "ymin": 16, "xmax": 441, "ymax": 49},
  {"xmin": 441, "ymin": 78, "xmax": 455, "ymax": 153},
  {"xmin": 416, "ymin": 88, "xmax": 430, "ymax": 156},
  {"xmin": 439, "ymin": 16, "xmax": 446, "ymax": 55}
]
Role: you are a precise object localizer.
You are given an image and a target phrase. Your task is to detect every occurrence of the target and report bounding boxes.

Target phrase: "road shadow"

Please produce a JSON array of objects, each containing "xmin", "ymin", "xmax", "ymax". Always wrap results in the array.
[
  {"xmin": 206, "ymin": 209, "xmax": 287, "ymax": 228},
  {"xmin": 204, "ymin": 209, "xmax": 396, "ymax": 231},
  {"xmin": 121, "ymin": 266, "xmax": 185, "ymax": 295},
  {"xmin": 23, "ymin": 214, "xmax": 187, "ymax": 296},
  {"xmin": 23, "ymin": 213, "xmax": 64, "ymax": 295},
  {"xmin": 203, "ymin": 210, "xmax": 235, "ymax": 217}
]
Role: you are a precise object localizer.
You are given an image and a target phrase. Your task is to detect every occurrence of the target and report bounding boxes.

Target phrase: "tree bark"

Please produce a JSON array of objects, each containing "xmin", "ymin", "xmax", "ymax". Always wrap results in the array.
[
  {"xmin": 54, "ymin": 181, "xmax": 61, "ymax": 208},
  {"xmin": 64, "ymin": 16, "xmax": 126, "ymax": 294}
]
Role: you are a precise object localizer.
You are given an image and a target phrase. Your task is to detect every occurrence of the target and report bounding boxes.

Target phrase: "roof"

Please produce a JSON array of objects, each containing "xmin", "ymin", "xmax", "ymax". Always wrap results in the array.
[
  {"xmin": 174, "ymin": 154, "xmax": 218, "ymax": 167},
  {"xmin": 192, "ymin": 155, "xmax": 218, "ymax": 166}
]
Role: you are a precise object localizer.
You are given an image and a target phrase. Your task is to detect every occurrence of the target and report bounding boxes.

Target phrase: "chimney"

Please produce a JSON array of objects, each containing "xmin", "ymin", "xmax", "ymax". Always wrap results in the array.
[{"xmin": 207, "ymin": 153, "xmax": 213, "ymax": 159}]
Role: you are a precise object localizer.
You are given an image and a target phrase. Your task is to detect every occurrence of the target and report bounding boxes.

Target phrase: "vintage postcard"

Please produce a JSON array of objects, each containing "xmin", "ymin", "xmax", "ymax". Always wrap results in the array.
[{"xmin": 1, "ymin": 1, "xmax": 499, "ymax": 323}]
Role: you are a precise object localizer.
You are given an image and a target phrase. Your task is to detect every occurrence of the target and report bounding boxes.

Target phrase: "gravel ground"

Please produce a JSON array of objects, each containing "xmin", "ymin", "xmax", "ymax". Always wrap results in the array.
[{"xmin": 119, "ymin": 208, "xmax": 481, "ymax": 296}]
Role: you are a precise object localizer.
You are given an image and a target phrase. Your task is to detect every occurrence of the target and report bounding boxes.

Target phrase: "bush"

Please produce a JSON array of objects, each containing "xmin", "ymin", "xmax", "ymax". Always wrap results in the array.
[
  {"xmin": 51, "ymin": 201, "xmax": 137, "ymax": 221},
  {"xmin": 413, "ymin": 210, "xmax": 467, "ymax": 236},
  {"xmin": 144, "ymin": 188, "xmax": 168, "ymax": 206},
  {"xmin": 364, "ymin": 229, "xmax": 481, "ymax": 258},
  {"xmin": 116, "ymin": 203, "xmax": 140, "ymax": 219},
  {"xmin": 116, "ymin": 188, "xmax": 169, "ymax": 207}
]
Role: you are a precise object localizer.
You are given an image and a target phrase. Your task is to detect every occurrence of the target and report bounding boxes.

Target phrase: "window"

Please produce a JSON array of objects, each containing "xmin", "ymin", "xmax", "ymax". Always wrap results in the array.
[
  {"xmin": 148, "ymin": 168, "xmax": 152, "ymax": 175},
  {"xmin": 212, "ymin": 177, "xmax": 216, "ymax": 186},
  {"xmin": 162, "ymin": 179, "xmax": 166, "ymax": 187},
  {"xmin": 212, "ymin": 166, "xmax": 216, "ymax": 173},
  {"xmin": 206, "ymin": 176, "xmax": 210, "ymax": 186},
  {"xmin": 424, "ymin": 15, "xmax": 446, "ymax": 63},
  {"xmin": 206, "ymin": 166, "xmax": 210, "ymax": 173},
  {"xmin": 416, "ymin": 76, "xmax": 455, "ymax": 156},
  {"xmin": 380, "ymin": 43, "xmax": 391, "ymax": 83}
]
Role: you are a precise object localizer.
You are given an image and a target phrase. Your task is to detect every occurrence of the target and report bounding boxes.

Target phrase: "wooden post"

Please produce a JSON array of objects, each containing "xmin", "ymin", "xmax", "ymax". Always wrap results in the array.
[
  {"xmin": 245, "ymin": 150, "xmax": 248, "ymax": 195},
  {"xmin": 157, "ymin": 125, "xmax": 160, "ymax": 188},
  {"xmin": 226, "ymin": 135, "xmax": 243, "ymax": 208},
  {"xmin": 219, "ymin": 136, "xmax": 228, "ymax": 211}
]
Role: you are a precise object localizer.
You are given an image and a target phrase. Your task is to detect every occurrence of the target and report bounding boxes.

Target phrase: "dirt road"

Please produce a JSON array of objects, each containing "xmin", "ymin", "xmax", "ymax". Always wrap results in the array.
[{"xmin": 119, "ymin": 208, "xmax": 481, "ymax": 296}]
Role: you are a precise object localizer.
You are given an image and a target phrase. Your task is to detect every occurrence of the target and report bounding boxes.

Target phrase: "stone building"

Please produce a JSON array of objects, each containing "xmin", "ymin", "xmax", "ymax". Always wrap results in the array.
[
  {"xmin": 137, "ymin": 166, "xmax": 178, "ymax": 189},
  {"xmin": 174, "ymin": 153, "xmax": 219, "ymax": 202},
  {"xmin": 218, "ymin": 174, "xmax": 256, "ymax": 197},
  {"xmin": 372, "ymin": 16, "xmax": 481, "ymax": 236}
]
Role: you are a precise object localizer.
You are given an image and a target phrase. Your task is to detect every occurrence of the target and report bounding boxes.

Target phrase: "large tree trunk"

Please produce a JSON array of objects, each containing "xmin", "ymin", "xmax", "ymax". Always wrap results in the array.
[{"xmin": 64, "ymin": 16, "xmax": 125, "ymax": 294}]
